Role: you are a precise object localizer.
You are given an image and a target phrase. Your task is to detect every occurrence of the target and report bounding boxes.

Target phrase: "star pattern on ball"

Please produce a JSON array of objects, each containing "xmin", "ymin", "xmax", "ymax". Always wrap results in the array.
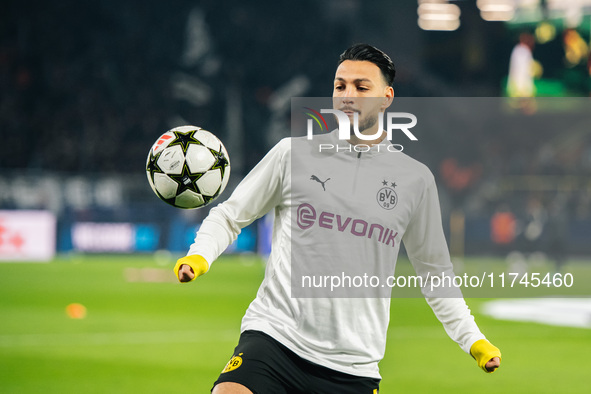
[
  {"xmin": 168, "ymin": 163, "xmax": 204, "ymax": 195},
  {"xmin": 168, "ymin": 130, "xmax": 200, "ymax": 152},
  {"xmin": 146, "ymin": 152, "xmax": 162, "ymax": 174},
  {"xmin": 210, "ymin": 147, "xmax": 230, "ymax": 178}
]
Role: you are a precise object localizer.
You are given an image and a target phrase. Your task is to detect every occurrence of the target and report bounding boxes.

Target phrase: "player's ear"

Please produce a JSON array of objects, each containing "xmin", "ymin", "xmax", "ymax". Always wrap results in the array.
[{"xmin": 381, "ymin": 87, "xmax": 394, "ymax": 110}]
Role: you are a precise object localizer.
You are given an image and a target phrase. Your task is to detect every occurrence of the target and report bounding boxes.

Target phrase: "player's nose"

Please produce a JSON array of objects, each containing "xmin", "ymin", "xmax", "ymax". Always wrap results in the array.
[{"xmin": 341, "ymin": 94, "xmax": 356, "ymax": 105}]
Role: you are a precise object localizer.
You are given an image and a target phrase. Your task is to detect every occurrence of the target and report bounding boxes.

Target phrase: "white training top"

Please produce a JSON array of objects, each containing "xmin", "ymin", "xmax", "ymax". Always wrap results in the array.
[{"xmin": 188, "ymin": 130, "xmax": 486, "ymax": 379}]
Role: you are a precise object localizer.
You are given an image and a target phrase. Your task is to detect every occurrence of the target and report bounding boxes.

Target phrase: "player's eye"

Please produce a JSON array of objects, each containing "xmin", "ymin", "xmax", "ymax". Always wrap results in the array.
[
  {"xmin": 334, "ymin": 85, "xmax": 345, "ymax": 91},
  {"xmin": 357, "ymin": 86, "xmax": 369, "ymax": 91}
]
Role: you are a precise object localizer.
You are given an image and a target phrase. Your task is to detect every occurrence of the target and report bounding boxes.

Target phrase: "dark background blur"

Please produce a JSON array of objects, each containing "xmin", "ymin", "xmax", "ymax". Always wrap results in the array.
[{"xmin": 0, "ymin": 0, "xmax": 590, "ymax": 259}]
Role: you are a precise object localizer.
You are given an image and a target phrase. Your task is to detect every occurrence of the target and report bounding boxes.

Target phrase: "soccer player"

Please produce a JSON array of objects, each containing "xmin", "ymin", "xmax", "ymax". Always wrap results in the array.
[{"xmin": 175, "ymin": 43, "xmax": 501, "ymax": 393}]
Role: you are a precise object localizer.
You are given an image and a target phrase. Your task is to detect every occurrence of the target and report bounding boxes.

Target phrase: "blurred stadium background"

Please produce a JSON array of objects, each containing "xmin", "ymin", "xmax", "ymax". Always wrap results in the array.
[{"xmin": 1, "ymin": 1, "xmax": 590, "ymax": 393}]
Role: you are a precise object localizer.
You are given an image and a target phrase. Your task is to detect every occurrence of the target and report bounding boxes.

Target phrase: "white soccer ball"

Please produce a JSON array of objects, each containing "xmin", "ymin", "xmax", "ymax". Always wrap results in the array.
[{"xmin": 146, "ymin": 125, "xmax": 231, "ymax": 209}]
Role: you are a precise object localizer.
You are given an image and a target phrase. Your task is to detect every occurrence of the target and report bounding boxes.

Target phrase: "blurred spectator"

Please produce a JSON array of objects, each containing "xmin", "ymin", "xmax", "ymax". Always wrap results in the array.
[
  {"xmin": 439, "ymin": 157, "xmax": 482, "ymax": 206},
  {"xmin": 490, "ymin": 205, "xmax": 517, "ymax": 248},
  {"xmin": 507, "ymin": 32, "xmax": 536, "ymax": 97}
]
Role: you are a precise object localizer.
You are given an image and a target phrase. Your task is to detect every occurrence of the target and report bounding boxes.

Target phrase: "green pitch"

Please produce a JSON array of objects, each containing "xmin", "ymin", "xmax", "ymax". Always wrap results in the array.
[{"xmin": 0, "ymin": 255, "xmax": 589, "ymax": 393}]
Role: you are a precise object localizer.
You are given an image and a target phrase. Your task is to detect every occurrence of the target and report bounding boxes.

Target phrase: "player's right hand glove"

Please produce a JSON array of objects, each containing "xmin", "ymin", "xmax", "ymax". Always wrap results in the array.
[
  {"xmin": 470, "ymin": 339, "xmax": 502, "ymax": 373},
  {"xmin": 174, "ymin": 254, "xmax": 209, "ymax": 283}
]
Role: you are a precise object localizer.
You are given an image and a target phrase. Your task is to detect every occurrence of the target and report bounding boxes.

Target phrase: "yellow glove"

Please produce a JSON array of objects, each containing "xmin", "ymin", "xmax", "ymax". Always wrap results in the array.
[
  {"xmin": 173, "ymin": 254, "xmax": 209, "ymax": 282},
  {"xmin": 470, "ymin": 339, "xmax": 502, "ymax": 373}
]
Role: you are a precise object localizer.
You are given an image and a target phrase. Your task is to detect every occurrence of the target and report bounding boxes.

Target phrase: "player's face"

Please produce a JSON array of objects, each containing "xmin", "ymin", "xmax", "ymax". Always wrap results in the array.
[{"xmin": 332, "ymin": 60, "xmax": 394, "ymax": 134}]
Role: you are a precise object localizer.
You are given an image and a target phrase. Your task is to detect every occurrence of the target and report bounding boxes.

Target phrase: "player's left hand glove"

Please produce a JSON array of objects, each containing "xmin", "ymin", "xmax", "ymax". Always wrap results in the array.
[{"xmin": 470, "ymin": 339, "xmax": 502, "ymax": 373}]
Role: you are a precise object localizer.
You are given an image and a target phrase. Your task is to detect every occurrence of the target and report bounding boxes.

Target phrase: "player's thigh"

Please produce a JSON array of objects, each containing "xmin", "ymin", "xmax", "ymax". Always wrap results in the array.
[{"xmin": 212, "ymin": 382, "xmax": 252, "ymax": 394}]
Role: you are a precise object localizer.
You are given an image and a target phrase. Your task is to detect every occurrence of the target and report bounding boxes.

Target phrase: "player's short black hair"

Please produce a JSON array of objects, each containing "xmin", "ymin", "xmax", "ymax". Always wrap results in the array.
[{"xmin": 338, "ymin": 43, "xmax": 396, "ymax": 86}]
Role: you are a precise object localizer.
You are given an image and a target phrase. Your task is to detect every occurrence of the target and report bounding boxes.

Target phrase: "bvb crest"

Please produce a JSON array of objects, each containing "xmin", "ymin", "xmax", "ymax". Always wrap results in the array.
[{"xmin": 376, "ymin": 181, "xmax": 398, "ymax": 210}]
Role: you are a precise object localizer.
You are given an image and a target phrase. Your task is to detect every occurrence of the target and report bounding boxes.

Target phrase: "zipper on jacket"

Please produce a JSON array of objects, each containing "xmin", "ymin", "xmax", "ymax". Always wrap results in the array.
[{"xmin": 352, "ymin": 150, "xmax": 362, "ymax": 193}]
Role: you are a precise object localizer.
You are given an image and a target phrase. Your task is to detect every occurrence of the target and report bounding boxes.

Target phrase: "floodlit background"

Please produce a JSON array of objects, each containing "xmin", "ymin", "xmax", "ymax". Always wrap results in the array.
[{"xmin": 1, "ymin": 1, "xmax": 590, "ymax": 393}]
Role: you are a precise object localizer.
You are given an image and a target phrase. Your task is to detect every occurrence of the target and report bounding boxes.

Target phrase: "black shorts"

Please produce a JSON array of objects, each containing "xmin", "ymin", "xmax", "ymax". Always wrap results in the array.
[{"xmin": 213, "ymin": 330, "xmax": 380, "ymax": 394}]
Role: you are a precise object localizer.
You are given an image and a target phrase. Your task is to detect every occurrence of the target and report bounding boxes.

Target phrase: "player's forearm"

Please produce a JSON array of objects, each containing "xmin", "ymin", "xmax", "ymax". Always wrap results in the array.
[
  {"xmin": 425, "ymin": 297, "xmax": 486, "ymax": 354},
  {"xmin": 426, "ymin": 297, "xmax": 502, "ymax": 372},
  {"xmin": 188, "ymin": 205, "xmax": 241, "ymax": 264}
]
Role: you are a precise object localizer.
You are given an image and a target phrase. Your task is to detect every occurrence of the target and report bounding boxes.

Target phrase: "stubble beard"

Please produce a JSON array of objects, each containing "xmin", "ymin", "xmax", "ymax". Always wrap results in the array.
[{"xmin": 351, "ymin": 112, "xmax": 378, "ymax": 134}]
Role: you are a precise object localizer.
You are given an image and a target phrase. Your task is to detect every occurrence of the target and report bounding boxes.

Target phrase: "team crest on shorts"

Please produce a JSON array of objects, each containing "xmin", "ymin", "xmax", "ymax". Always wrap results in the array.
[
  {"xmin": 376, "ymin": 181, "xmax": 398, "ymax": 210},
  {"xmin": 221, "ymin": 352, "xmax": 243, "ymax": 373}
]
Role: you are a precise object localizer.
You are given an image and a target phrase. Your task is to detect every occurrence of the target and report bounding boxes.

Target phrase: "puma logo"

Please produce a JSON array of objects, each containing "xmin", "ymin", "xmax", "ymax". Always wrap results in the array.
[{"xmin": 310, "ymin": 175, "xmax": 330, "ymax": 191}]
